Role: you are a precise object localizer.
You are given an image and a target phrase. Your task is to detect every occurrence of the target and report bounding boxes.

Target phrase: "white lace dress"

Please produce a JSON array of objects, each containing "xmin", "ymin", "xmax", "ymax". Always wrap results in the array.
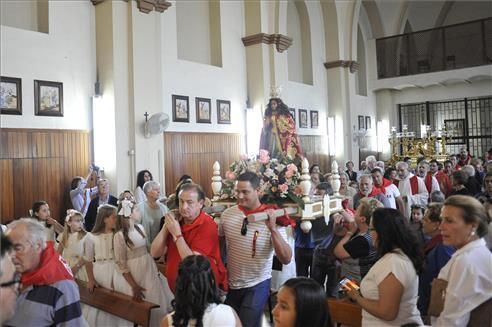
[
  {"xmin": 113, "ymin": 225, "xmax": 174, "ymax": 326},
  {"xmin": 82, "ymin": 232, "xmax": 132, "ymax": 327},
  {"xmin": 57, "ymin": 232, "xmax": 88, "ymax": 281}
]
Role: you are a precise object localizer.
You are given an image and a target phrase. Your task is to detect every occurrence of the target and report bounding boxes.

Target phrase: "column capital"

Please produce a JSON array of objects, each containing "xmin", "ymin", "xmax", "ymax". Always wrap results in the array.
[
  {"xmin": 324, "ymin": 60, "xmax": 359, "ymax": 73},
  {"xmin": 91, "ymin": 0, "xmax": 172, "ymax": 14},
  {"xmin": 242, "ymin": 33, "xmax": 293, "ymax": 53}
]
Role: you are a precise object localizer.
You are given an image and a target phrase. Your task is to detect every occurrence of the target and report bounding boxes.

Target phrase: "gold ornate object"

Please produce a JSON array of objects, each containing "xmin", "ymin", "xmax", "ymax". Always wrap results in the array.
[{"xmin": 388, "ymin": 126, "xmax": 452, "ymax": 165}]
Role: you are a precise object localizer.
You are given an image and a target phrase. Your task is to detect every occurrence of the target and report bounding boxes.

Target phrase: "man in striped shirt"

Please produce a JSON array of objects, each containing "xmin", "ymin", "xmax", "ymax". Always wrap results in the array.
[
  {"xmin": 5, "ymin": 218, "xmax": 85, "ymax": 327},
  {"xmin": 220, "ymin": 172, "xmax": 292, "ymax": 327}
]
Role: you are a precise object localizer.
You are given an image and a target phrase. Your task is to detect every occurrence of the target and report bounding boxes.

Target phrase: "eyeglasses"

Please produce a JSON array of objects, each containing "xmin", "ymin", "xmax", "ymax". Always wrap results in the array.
[{"xmin": 0, "ymin": 273, "xmax": 21, "ymax": 293}]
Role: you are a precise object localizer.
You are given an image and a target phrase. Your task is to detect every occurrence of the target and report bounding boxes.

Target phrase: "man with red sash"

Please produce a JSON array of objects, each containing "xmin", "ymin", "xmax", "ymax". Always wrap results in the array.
[
  {"xmin": 219, "ymin": 171, "xmax": 292, "ymax": 327},
  {"xmin": 150, "ymin": 183, "xmax": 227, "ymax": 293},
  {"xmin": 5, "ymin": 218, "xmax": 84, "ymax": 326},
  {"xmin": 456, "ymin": 147, "xmax": 473, "ymax": 168},
  {"xmin": 417, "ymin": 161, "xmax": 441, "ymax": 195},
  {"xmin": 371, "ymin": 168, "xmax": 404, "ymax": 211},
  {"xmin": 353, "ymin": 175, "xmax": 390, "ymax": 209},
  {"xmin": 429, "ymin": 159, "xmax": 452, "ymax": 197},
  {"xmin": 395, "ymin": 161, "xmax": 429, "ymax": 220}
]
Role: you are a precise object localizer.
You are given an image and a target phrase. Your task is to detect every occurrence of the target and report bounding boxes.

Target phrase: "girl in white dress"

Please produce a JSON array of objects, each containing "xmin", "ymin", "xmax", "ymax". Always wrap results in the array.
[
  {"xmin": 30, "ymin": 201, "xmax": 64, "ymax": 242},
  {"xmin": 83, "ymin": 204, "xmax": 132, "ymax": 327},
  {"xmin": 114, "ymin": 192, "xmax": 174, "ymax": 326},
  {"xmin": 57, "ymin": 209, "xmax": 88, "ymax": 281}
]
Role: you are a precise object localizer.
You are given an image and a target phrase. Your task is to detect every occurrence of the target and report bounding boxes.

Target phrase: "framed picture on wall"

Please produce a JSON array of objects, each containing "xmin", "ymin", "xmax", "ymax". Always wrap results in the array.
[
  {"xmin": 444, "ymin": 119, "xmax": 466, "ymax": 144},
  {"xmin": 299, "ymin": 109, "xmax": 308, "ymax": 128},
  {"xmin": 289, "ymin": 108, "xmax": 296, "ymax": 122},
  {"xmin": 310, "ymin": 110, "xmax": 319, "ymax": 128},
  {"xmin": 0, "ymin": 76, "xmax": 22, "ymax": 115},
  {"xmin": 217, "ymin": 100, "xmax": 231, "ymax": 124},
  {"xmin": 358, "ymin": 115, "xmax": 365, "ymax": 130},
  {"xmin": 34, "ymin": 80, "xmax": 63, "ymax": 117},
  {"xmin": 365, "ymin": 116, "xmax": 371, "ymax": 130},
  {"xmin": 196, "ymin": 97, "xmax": 211, "ymax": 123},
  {"xmin": 172, "ymin": 94, "xmax": 189, "ymax": 122}
]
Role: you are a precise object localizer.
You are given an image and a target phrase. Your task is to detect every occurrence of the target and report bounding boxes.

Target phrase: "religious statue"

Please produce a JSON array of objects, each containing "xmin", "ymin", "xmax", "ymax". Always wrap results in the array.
[{"xmin": 259, "ymin": 91, "xmax": 302, "ymax": 159}]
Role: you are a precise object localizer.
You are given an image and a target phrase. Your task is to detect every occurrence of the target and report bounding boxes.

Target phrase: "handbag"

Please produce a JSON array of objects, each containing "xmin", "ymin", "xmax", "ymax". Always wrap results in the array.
[{"xmin": 428, "ymin": 278, "xmax": 448, "ymax": 317}]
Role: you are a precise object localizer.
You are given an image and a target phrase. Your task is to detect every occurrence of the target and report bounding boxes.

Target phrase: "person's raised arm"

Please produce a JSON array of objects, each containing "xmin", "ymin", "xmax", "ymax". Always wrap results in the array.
[
  {"xmin": 150, "ymin": 214, "xmax": 170, "ymax": 258},
  {"xmin": 334, "ymin": 212, "xmax": 357, "ymax": 260},
  {"xmin": 265, "ymin": 209, "xmax": 292, "ymax": 264}
]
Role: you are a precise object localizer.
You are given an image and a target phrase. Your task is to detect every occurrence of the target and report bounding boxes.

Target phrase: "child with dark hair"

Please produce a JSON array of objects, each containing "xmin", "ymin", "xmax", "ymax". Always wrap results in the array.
[
  {"xmin": 161, "ymin": 255, "xmax": 240, "ymax": 327},
  {"xmin": 135, "ymin": 170, "xmax": 153, "ymax": 203},
  {"xmin": 272, "ymin": 277, "xmax": 331, "ymax": 327}
]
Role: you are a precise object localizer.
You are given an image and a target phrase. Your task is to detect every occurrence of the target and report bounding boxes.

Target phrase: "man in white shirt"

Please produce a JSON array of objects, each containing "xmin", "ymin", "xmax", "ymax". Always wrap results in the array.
[
  {"xmin": 219, "ymin": 171, "xmax": 292, "ymax": 327},
  {"xmin": 417, "ymin": 160, "xmax": 441, "ymax": 195},
  {"xmin": 395, "ymin": 162, "xmax": 429, "ymax": 220},
  {"xmin": 371, "ymin": 168, "xmax": 404, "ymax": 211}
]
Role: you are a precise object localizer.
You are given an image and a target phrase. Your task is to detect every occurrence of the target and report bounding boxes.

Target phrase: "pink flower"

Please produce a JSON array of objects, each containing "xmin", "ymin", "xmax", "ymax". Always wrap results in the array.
[
  {"xmin": 287, "ymin": 163, "xmax": 297, "ymax": 172},
  {"xmin": 240, "ymin": 154, "xmax": 248, "ymax": 161},
  {"xmin": 259, "ymin": 149, "xmax": 270, "ymax": 164},
  {"xmin": 285, "ymin": 171, "xmax": 293, "ymax": 179},
  {"xmin": 278, "ymin": 183, "xmax": 289, "ymax": 193},
  {"xmin": 225, "ymin": 171, "xmax": 236, "ymax": 180}
]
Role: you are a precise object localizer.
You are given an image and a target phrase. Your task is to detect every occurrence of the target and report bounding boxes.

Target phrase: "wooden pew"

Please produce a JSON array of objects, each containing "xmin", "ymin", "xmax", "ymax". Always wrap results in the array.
[
  {"xmin": 76, "ymin": 279, "xmax": 159, "ymax": 327},
  {"xmin": 327, "ymin": 298, "xmax": 362, "ymax": 327}
]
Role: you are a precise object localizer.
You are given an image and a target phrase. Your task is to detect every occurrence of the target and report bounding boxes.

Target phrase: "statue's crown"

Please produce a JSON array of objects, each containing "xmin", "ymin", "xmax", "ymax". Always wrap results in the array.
[{"xmin": 269, "ymin": 85, "xmax": 282, "ymax": 98}]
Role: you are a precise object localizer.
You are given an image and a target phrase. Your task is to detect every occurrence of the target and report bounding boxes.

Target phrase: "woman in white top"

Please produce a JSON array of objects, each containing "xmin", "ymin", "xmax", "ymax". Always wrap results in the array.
[
  {"xmin": 434, "ymin": 195, "xmax": 492, "ymax": 327},
  {"xmin": 135, "ymin": 170, "xmax": 153, "ymax": 204},
  {"xmin": 161, "ymin": 255, "xmax": 241, "ymax": 327},
  {"xmin": 347, "ymin": 208, "xmax": 424, "ymax": 326}
]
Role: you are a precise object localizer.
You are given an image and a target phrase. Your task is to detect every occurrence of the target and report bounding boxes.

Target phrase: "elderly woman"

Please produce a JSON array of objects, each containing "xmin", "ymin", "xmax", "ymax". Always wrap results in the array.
[
  {"xmin": 135, "ymin": 180, "xmax": 168, "ymax": 245},
  {"xmin": 347, "ymin": 208, "xmax": 423, "ymax": 326},
  {"xmin": 434, "ymin": 195, "xmax": 492, "ymax": 326},
  {"xmin": 338, "ymin": 172, "xmax": 357, "ymax": 209}
]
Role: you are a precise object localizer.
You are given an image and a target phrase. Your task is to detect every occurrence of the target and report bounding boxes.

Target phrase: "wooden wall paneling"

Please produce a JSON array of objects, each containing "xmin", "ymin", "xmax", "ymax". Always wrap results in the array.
[
  {"xmin": 164, "ymin": 132, "xmax": 243, "ymax": 199},
  {"xmin": 0, "ymin": 159, "xmax": 15, "ymax": 223},
  {"xmin": 0, "ymin": 129, "xmax": 92, "ymax": 222},
  {"xmin": 13, "ymin": 159, "xmax": 34, "ymax": 219},
  {"xmin": 300, "ymin": 135, "xmax": 330, "ymax": 175}
]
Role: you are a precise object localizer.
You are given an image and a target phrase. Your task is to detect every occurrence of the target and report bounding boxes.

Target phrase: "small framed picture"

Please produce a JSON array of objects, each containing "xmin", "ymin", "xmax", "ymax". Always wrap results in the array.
[
  {"xmin": 310, "ymin": 110, "xmax": 319, "ymax": 128},
  {"xmin": 172, "ymin": 95, "xmax": 189, "ymax": 122},
  {"xmin": 217, "ymin": 100, "xmax": 231, "ymax": 124},
  {"xmin": 196, "ymin": 97, "xmax": 211, "ymax": 123},
  {"xmin": 358, "ymin": 115, "xmax": 365, "ymax": 130},
  {"xmin": 34, "ymin": 80, "xmax": 63, "ymax": 116},
  {"xmin": 289, "ymin": 108, "xmax": 296, "ymax": 122},
  {"xmin": 444, "ymin": 119, "xmax": 466, "ymax": 144},
  {"xmin": 299, "ymin": 109, "xmax": 308, "ymax": 128},
  {"xmin": 365, "ymin": 116, "xmax": 371, "ymax": 130},
  {"xmin": 1, "ymin": 76, "xmax": 22, "ymax": 115}
]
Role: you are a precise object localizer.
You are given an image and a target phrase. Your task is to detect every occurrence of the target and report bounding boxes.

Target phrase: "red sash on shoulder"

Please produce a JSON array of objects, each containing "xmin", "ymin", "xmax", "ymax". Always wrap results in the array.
[
  {"xmin": 409, "ymin": 176, "xmax": 419, "ymax": 195},
  {"xmin": 424, "ymin": 173, "xmax": 433, "ymax": 193},
  {"xmin": 396, "ymin": 176, "xmax": 419, "ymax": 194}
]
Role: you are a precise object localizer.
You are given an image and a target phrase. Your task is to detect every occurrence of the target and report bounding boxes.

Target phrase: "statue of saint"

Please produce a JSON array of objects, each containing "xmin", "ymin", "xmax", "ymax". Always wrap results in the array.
[{"xmin": 259, "ymin": 97, "xmax": 302, "ymax": 159}]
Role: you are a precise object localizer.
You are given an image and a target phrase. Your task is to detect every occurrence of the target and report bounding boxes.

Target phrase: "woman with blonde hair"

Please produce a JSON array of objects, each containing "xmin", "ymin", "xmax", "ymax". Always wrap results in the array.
[{"xmin": 434, "ymin": 195, "xmax": 492, "ymax": 326}]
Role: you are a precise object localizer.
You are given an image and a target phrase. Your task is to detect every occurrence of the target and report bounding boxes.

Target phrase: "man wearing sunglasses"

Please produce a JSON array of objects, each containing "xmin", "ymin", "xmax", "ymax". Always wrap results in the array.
[
  {"xmin": 219, "ymin": 171, "xmax": 292, "ymax": 327},
  {"xmin": 0, "ymin": 234, "xmax": 17, "ymax": 325},
  {"xmin": 5, "ymin": 218, "xmax": 85, "ymax": 326}
]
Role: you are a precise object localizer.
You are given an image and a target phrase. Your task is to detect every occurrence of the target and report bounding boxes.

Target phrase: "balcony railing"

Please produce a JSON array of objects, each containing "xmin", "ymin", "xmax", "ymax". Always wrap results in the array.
[{"xmin": 376, "ymin": 17, "xmax": 492, "ymax": 79}]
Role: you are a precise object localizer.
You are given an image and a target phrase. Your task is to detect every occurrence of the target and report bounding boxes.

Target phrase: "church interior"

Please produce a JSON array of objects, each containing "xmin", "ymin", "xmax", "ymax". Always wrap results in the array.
[
  {"xmin": 1, "ymin": 0, "xmax": 492, "ymax": 326},
  {"xmin": 1, "ymin": 0, "xmax": 491, "ymax": 222}
]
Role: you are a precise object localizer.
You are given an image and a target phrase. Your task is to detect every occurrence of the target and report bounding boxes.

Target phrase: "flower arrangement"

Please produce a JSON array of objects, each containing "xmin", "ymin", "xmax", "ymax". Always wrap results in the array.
[{"xmin": 220, "ymin": 150, "xmax": 305, "ymax": 208}]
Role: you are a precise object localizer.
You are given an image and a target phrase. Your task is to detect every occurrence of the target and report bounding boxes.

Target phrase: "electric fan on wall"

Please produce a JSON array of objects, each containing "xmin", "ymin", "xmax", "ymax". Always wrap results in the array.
[{"xmin": 144, "ymin": 112, "xmax": 170, "ymax": 138}]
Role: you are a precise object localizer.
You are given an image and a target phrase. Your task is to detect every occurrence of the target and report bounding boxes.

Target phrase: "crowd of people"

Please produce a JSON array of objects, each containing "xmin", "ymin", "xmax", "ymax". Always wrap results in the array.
[{"xmin": 1, "ymin": 145, "xmax": 491, "ymax": 327}]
